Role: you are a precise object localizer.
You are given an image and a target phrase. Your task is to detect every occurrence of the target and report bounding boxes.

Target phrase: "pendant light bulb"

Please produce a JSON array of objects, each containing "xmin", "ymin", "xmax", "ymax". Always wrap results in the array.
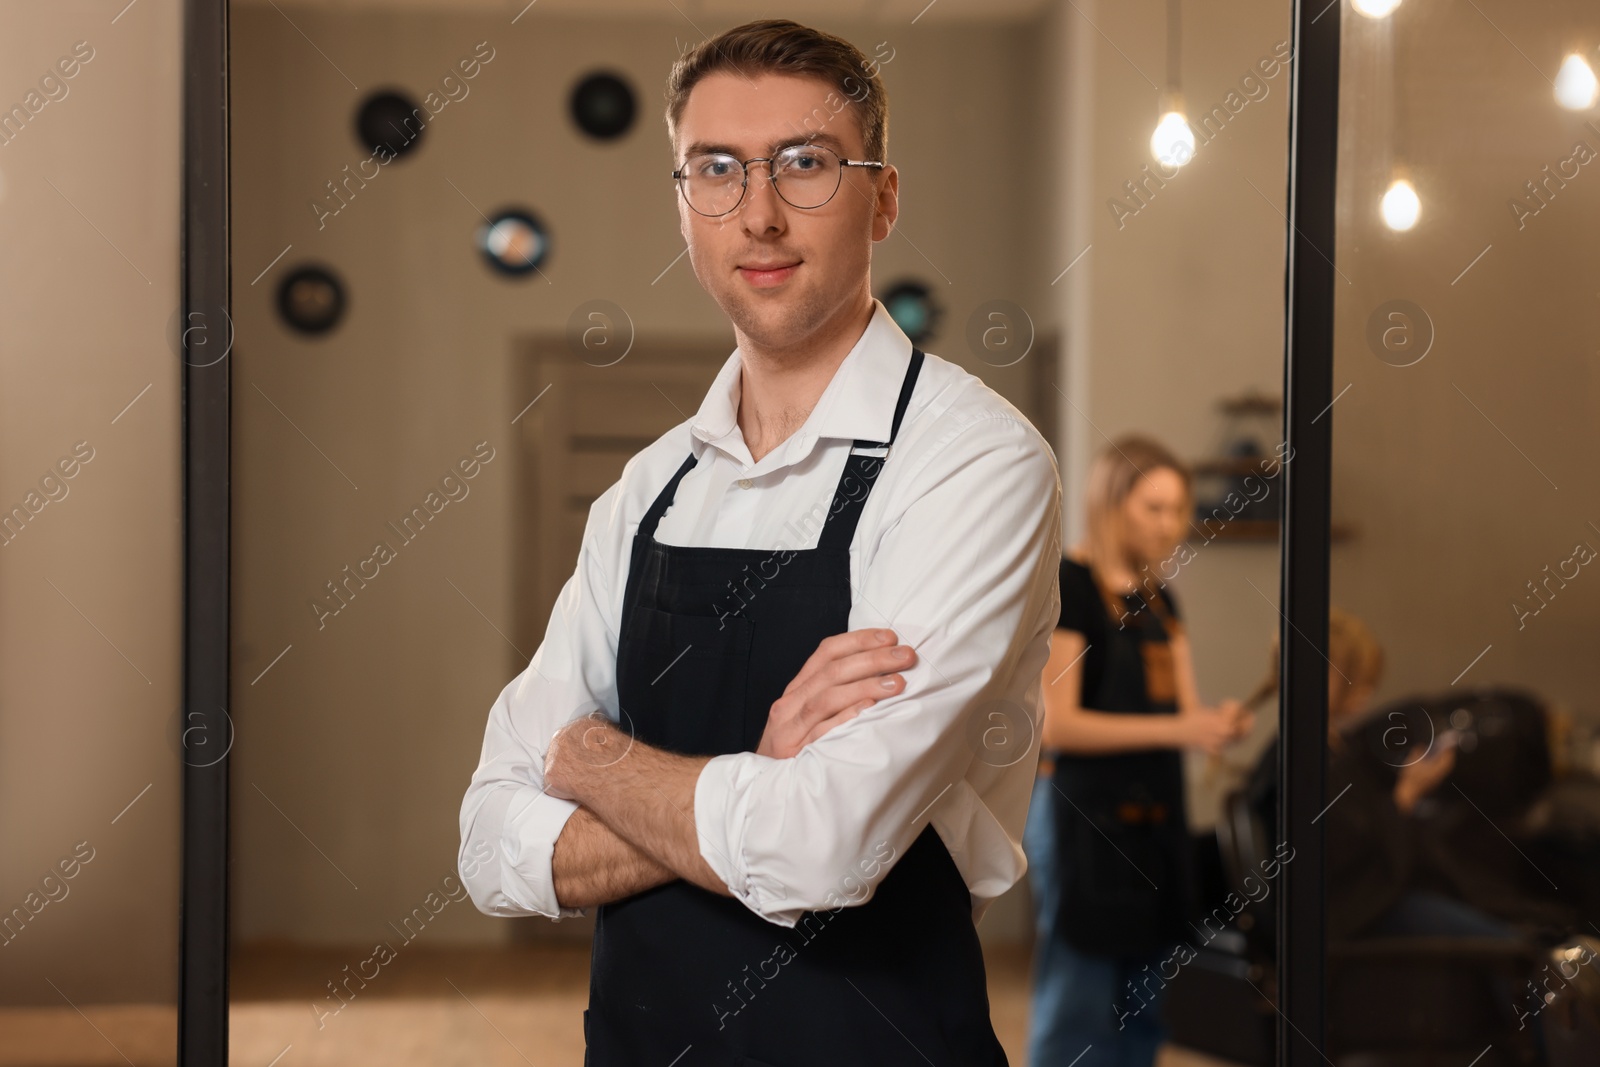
[
  {"xmin": 1150, "ymin": 97, "xmax": 1196, "ymax": 169},
  {"xmin": 1381, "ymin": 177, "xmax": 1420, "ymax": 231},
  {"xmin": 1554, "ymin": 52, "xmax": 1599, "ymax": 111},
  {"xmin": 1352, "ymin": 0, "xmax": 1402, "ymax": 18}
]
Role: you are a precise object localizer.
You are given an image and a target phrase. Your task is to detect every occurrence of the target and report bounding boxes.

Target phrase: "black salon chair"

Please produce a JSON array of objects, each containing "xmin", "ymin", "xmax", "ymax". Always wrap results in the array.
[
  {"xmin": 1324, "ymin": 935, "xmax": 1545, "ymax": 1067},
  {"xmin": 1160, "ymin": 789, "xmax": 1278, "ymax": 1066},
  {"xmin": 1167, "ymin": 686, "xmax": 1600, "ymax": 1066},
  {"xmin": 1166, "ymin": 784, "xmax": 1553, "ymax": 1066}
]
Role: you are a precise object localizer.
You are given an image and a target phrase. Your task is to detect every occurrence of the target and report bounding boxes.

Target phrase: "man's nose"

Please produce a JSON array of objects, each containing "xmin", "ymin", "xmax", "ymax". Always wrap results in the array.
[
  {"xmin": 742, "ymin": 159, "xmax": 780, "ymax": 201},
  {"xmin": 740, "ymin": 160, "xmax": 786, "ymax": 222}
]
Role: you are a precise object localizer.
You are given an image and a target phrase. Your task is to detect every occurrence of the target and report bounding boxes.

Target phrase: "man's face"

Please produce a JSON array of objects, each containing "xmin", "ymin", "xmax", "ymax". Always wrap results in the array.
[{"xmin": 673, "ymin": 71, "xmax": 898, "ymax": 357}]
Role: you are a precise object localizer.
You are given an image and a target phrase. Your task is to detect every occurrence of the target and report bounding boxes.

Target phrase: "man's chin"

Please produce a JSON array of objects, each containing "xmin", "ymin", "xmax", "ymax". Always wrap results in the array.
[{"xmin": 722, "ymin": 292, "xmax": 801, "ymax": 342}]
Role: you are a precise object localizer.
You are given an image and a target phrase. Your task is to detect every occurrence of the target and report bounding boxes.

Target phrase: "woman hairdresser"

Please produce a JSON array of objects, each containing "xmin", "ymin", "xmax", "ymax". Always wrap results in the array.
[{"xmin": 1023, "ymin": 434, "xmax": 1254, "ymax": 1067}]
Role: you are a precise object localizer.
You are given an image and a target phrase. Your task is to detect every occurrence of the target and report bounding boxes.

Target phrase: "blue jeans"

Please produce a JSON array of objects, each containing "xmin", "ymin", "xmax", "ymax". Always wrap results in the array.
[
  {"xmin": 1024, "ymin": 773, "xmax": 1171, "ymax": 1067},
  {"xmin": 1363, "ymin": 888, "xmax": 1518, "ymax": 939}
]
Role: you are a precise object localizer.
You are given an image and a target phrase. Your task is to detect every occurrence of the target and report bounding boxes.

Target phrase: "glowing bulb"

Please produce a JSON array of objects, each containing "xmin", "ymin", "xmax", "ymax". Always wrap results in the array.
[
  {"xmin": 1555, "ymin": 53, "xmax": 1599, "ymax": 110},
  {"xmin": 1352, "ymin": 0, "xmax": 1402, "ymax": 18},
  {"xmin": 1381, "ymin": 178, "xmax": 1420, "ymax": 231},
  {"xmin": 1150, "ymin": 111, "xmax": 1197, "ymax": 168}
]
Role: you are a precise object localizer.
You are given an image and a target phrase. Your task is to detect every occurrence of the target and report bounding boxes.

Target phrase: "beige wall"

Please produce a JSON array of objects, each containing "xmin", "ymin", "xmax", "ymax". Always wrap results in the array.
[
  {"xmin": 229, "ymin": 8, "xmax": 1050, "ymax": 946},
  {"xmin": 0, "ymin": 0, "xmax": 182, "ymax": 1017}
]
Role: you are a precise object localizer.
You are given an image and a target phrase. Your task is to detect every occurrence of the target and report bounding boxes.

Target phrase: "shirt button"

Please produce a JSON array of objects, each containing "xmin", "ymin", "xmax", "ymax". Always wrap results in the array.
[{"xmin": 738, "ymin": 478, "xmax": 753, "ymax": 490}]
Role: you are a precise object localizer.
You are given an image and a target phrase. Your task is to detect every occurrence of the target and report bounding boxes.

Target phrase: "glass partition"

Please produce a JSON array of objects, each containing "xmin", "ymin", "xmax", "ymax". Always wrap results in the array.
[
  {"xmin": 1323, "ymin": 1, "xmax": 1600, "ymax": 1064},
  {"xmin": 0, "ymin": 1, "xmax": 185, "ymax": 1063}
]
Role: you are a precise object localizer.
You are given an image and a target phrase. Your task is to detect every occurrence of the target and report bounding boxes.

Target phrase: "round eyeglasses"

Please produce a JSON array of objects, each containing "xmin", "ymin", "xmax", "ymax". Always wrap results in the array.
[{"xmin": 672, "ymin": 143, "xmax": 885, "ymax": 217}]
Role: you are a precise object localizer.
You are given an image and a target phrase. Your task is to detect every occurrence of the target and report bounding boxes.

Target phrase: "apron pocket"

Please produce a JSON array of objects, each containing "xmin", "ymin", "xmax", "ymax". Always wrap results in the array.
[{"xmin": 622, "ymin": 604, "xmax": 754, "ymax": 756}]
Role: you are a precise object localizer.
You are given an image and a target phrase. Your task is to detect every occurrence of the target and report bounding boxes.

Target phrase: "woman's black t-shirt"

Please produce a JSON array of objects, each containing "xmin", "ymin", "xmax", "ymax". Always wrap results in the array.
[{"xmin": 1057, "ymin": 554, "xmax": 1183, "ymax": 717}]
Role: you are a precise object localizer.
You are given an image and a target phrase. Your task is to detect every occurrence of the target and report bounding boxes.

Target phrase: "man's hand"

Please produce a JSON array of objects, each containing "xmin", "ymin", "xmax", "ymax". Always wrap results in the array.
[
  {"xmin": 543, "ymin": 709, "xmax": 624, "ymax": 801},
  {"xmin": 757, "ymin": 628, "xmax": 917, "ymax": 759}
]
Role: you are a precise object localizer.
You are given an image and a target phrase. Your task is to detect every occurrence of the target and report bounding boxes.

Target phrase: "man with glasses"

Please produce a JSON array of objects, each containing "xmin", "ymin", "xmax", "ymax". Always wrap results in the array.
[{"xmin": 459, "ymin": 17, "xmax": 1060, "ymax": 1065}]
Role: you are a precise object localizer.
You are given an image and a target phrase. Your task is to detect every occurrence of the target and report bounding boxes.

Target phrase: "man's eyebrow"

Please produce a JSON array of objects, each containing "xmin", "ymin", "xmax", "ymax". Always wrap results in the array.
[{"xmin": 681, "ymin": 132, "xmax": 850, "ymax": 158}]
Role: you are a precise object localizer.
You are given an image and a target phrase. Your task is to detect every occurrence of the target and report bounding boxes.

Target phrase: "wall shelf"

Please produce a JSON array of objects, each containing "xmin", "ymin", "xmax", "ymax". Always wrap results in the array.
[{"xmin": 1191, "ymin": 519, "xmax": 1359, "ymax": 543}]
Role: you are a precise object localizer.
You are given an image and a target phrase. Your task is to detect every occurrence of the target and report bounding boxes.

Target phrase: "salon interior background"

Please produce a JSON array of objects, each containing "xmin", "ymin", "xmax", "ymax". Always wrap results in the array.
[{"xmin": 5, "ymin": 0, "xmax": 1597, "ymax": 1010}]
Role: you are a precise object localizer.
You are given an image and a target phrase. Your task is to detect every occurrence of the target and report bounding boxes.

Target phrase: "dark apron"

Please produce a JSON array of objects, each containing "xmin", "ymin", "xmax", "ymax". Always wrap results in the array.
[
  {"xmin": 1048, "ymin": 580, "xmax": 1191, "ymax": 956},
  {"xmin": 583, "ymin": 347, "xmax": 1008, "ymax": 1067}
]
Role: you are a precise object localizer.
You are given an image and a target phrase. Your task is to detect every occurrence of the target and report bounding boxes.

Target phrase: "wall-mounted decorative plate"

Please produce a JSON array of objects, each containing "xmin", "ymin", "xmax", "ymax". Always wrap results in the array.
[
  {"xmin": 880, "ymin": 279, "xmax": 941, "ymax": 345},
  {"xmin": 478, "ymin": 209, "xmax": 550, "ymax": 276},
  {"xmin": 277, "ymin": 264, "xmax": 346, "ymax": 335},
  {"xmin": 569, "ymin": 71, "xmax": 636, "ymax": 141},
  {"xmin": 356, "ymin": 89, "xmax": 426, "ymax": 160}
]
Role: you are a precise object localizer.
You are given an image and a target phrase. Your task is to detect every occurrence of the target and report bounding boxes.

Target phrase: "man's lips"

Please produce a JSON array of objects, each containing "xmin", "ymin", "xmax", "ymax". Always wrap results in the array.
[{"xmin": 737, "ymin": 261, "xmax": 800, "ymax": 287}]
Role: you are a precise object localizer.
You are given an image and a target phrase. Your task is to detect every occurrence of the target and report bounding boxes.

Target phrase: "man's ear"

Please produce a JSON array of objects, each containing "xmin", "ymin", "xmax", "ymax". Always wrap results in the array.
[{"xmin": 873, "ymin": 165, "xmax": 900, "ymax": 240}]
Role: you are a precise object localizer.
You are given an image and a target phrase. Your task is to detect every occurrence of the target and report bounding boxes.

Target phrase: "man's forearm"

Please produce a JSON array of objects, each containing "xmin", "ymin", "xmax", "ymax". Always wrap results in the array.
[
  {"xmin": 549, "ymin": 718, "xmax": 730, "ymax": 897},
  {"xmin": 551, "ymin": 805, "xmax": 677, "ymax": 908}
]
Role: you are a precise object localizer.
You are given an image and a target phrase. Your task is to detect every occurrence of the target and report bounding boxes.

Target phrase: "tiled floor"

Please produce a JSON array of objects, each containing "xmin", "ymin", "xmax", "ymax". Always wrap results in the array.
[{"xmin": 0, "ymin": 941, "xmax": 1244, "ymax": 1066}]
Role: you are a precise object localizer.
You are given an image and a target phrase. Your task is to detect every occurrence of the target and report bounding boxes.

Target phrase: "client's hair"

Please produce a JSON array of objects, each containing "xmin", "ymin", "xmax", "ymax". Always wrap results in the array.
[{"xmin": 1243, "ymin": 606, "xmax": 1385, "ymax": 712}]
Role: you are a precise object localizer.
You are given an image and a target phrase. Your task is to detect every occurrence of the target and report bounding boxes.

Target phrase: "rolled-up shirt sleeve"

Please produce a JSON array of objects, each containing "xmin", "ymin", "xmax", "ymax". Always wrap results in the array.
[
  {"xmin": 458, "ymin": 483, "xmax": 623, "ymax": 920},
  {"xmin": 693, "ymin": 413, "xmax": 1062, "ymax": 926}
]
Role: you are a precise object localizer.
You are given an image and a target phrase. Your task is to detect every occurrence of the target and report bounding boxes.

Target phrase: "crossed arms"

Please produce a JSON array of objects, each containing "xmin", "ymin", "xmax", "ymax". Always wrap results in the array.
[
  {"xmin": 542, "ymin": 631, "xmax": 918, "ymax": 908},
  {"xmin": 457, "ymin": 414, "xmax": 1062, "ymax": 926}
]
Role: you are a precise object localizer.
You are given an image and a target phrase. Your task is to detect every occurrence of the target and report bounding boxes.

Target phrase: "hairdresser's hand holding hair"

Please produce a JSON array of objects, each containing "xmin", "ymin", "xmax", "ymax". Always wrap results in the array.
[
  {"xmin": 1040, "ymin": 622, "xmax": 1253, "ymax": 756},
  {"xmin": 1175, "ymin": 696, "xmax": 1254, "ymax": 756}
]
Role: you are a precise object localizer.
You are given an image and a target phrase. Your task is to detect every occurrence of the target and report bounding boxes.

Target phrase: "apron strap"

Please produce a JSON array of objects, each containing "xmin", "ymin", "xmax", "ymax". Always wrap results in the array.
[
  {"xmin": 818, "ymin": 347, "xmax": 924, "ymax": 552},
  {"xmin": 637, "ymin": 452, "xmax": 698, "ymax": 540}
]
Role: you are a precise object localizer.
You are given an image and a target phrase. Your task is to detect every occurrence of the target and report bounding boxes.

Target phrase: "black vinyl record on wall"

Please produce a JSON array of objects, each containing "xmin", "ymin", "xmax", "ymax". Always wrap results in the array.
[
  {"xmin": 356, "ymin": 89, "xmax": 426, "ymax": 160},
  {"xmin": 569, "ymin": 71, "xmax": 636, "ymax": 141},
  {"xmin": 277, "ymin": 264, "xmax": 347, "ymax": 335}
]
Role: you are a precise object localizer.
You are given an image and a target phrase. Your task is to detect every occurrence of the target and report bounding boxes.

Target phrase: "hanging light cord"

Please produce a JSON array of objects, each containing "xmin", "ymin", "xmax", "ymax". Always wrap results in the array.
[{"xmin": 1166, "ymin": 0, "xmax": 1182, "ymax": 96}]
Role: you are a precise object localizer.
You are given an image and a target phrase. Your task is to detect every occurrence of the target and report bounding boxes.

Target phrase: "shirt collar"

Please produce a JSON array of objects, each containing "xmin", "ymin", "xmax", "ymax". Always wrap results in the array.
[{"xmin": 689, "ymin": 297, "xmax": 915, "ymax": 471}]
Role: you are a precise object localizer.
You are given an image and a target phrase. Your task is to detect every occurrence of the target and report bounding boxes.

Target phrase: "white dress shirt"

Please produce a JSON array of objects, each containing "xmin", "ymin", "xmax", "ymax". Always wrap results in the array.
[{"xmin": 458, "ymin": 297, "xmax": 1062, "ymax": 929}]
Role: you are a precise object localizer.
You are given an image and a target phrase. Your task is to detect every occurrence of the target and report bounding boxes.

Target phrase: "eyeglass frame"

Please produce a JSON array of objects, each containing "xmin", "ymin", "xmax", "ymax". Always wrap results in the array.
[{"xmin": 671, "ymin": 143, "xmax": 886, "ymax": 217}]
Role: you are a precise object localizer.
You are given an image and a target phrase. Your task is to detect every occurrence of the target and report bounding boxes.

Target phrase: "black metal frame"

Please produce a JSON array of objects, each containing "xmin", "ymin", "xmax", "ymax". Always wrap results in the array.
[
  {"xmin": 180, "ymin": 0, "xmax": 230, "ymax": 1063},
  {"xmin": 177, "ymin": 0, "xmax": 1340, "ymax": 1060},
  {"xmin": 1279, "ymin": 0, "xmax": 1341, "ymax": 1063}
]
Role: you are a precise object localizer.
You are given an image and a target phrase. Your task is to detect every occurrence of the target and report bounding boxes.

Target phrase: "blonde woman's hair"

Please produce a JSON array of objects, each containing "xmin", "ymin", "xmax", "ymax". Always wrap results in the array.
[
  {"xmin": 1079, "ymin": 434, "xmax": 1192, "ymax": 582},
  {"xmin": 1243, "ymin": 606, "xmax": 1385, "ymax": 711}
]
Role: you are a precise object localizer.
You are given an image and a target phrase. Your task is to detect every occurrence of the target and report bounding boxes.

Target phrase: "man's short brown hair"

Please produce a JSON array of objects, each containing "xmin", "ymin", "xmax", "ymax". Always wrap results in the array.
[{"xmin": 664, "ymin": 18, "xmax": 889, "ymax": 165}]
